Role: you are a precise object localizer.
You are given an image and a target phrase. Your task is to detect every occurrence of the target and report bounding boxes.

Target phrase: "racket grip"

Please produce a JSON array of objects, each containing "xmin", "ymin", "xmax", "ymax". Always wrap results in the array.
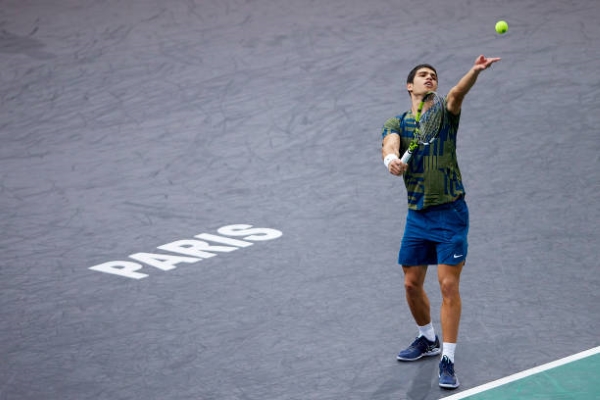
[{"xmin": 400, "ymin": 149, "xmax": 412, "ymax": 164}]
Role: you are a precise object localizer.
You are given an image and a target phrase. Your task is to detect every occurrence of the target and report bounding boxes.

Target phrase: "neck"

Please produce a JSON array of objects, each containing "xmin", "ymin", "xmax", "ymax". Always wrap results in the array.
[{"xmin": 410, "ymin": 94, "xmax": 424, "ymax": 114}]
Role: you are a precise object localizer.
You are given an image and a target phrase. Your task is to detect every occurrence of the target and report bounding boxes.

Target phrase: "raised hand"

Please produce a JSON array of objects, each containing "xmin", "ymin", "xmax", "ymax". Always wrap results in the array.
[{"xmin": 473, "ymin": 55, "xmax": 501, "ymax": 71}]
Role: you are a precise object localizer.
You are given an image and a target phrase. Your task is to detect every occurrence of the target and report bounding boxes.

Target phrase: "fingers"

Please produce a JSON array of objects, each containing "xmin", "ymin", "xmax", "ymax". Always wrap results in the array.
[
  {"xmin": 389, "ymin": 159, "xmax": 408, "ymax": 175},
  {"xmin": 474, "ymin": 56, "xmax": 501, "ymax": 72},
  {"xmin": 476, "ymin": 55, "xmax": 501, "ymax": 66}
]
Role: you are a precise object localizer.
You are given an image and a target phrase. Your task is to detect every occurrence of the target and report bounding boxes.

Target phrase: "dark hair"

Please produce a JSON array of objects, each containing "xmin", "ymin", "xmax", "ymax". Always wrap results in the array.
[{"xmin": 406, "ymin": 63, "xmax": 437, "ymax": 84}]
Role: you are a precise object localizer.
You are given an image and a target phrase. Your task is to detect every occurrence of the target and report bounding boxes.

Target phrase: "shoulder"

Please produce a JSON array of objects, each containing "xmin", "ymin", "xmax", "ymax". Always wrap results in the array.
[
  {"xmin": 382, "ymin": 112, "xmax": 410, "ymax": 139},
  {"xmin": 382, "ymin": 112, "xmax": 406, "ymax": 130},
  {"xmin": 439, "ymin": 95, "xmax": 460, "ymax": 124},
  {"xmin": 381, "ymin": 114, "xmax": 401, "ymax": 140}
]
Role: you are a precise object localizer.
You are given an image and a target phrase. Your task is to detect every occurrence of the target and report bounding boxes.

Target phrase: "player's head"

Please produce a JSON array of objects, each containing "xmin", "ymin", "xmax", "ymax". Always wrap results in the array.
[{"xmin": 406, "ymin": 64, "xmax": 437, "ymax": 96}]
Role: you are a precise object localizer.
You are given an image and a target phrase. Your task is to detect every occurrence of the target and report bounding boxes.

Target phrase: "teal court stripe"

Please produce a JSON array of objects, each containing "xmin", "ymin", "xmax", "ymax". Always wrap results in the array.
[{"xmin": 442, "ymin": 346, "xmax": 600, "ymax": 399}]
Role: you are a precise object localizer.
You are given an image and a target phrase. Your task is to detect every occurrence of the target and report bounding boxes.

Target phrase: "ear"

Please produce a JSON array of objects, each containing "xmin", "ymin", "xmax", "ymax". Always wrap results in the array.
[{"xmin": 406, "ymin": 83, "xmax": 413, "ymax": 93}]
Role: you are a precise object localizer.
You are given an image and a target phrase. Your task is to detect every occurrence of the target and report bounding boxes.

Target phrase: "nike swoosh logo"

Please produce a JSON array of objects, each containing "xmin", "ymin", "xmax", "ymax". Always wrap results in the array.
[{"xmin": 453, "ymin": 254, "xmax": 463, "ymax": 258}]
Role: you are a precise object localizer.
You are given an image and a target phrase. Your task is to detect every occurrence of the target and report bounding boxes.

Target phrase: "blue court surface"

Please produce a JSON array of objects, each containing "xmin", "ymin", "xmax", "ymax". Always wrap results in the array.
[{"xmin": 1, "ymin": 0, "xmax": 599, "ymax": 399}]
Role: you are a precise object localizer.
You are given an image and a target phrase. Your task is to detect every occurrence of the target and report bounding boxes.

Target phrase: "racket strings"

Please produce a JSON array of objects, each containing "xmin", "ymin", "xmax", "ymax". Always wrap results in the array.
[{"xmin": 416, "ymin": 96, "xmax": 444, "ymax": 144}]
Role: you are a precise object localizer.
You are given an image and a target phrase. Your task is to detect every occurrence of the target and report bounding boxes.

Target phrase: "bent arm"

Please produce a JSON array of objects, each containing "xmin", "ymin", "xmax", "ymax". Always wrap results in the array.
[
  {"xmin": 382, "ymin": 133, "xmax": 400, "ymax": 160},
  {"xmin": 382, "ymin": 133, "xmax": 406, "ymax": 176}
]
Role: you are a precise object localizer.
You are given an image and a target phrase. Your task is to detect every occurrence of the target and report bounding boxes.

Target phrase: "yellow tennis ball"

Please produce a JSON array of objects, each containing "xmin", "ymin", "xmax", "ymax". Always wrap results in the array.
[{"xmin": 495, "ymin": 20, "xmax": 508, "ymax": 34}]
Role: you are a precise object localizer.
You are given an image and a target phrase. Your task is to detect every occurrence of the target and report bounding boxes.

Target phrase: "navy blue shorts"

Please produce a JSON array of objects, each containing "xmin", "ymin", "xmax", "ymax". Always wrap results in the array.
[{"xmin": 398, "ymin": 197, "xmax": 469, "ymax": 266}]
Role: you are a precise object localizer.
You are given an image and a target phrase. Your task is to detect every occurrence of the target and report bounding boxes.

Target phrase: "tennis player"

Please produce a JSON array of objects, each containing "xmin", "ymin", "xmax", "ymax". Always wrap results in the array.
[{"xmin": 380, "ymin": 55, "xmax": 500, "ymax": 389}]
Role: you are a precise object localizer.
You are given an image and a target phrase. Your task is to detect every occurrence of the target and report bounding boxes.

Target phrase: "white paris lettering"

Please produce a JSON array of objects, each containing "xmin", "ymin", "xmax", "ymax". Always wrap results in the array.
[{"xmin": 89, "ymin": 224, "xmax": 282, "ymax": 280}]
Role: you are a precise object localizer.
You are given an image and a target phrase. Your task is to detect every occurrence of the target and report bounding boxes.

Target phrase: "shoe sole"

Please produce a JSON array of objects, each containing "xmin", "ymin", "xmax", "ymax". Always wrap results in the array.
[
  {"xmin": 439, "ymin": 374, "xmax": 460, "ymax": 389},
  {"xmin": 396, "ymin": 347, "xmax": 441, "ymax": 361},
  {"xmin": 439, "ymin": 380, "xmax": 460, "ymax": 389}
]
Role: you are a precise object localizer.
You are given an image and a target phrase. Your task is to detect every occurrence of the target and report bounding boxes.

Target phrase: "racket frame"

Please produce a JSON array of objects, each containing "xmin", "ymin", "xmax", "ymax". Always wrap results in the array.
[{"xmin": 399, "ymin": 92, "xmax": 444, "ymax": 164}]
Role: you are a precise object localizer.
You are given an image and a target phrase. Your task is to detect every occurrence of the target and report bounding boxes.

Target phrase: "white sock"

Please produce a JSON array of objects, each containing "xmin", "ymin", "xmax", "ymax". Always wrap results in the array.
[
  {"xmin": 442, "ymin": 342, "xmax": 456, "ymax": 363},
  {"xmin": 417, "ymin": 322, "xmax": 436, "ymax": 342}
]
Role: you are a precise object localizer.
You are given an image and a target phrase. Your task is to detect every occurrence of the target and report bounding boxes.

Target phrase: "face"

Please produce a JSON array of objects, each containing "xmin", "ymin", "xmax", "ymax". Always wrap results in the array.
[{"xmin": 407, "ymin": 68, "xmax": 438, "ymax": 96}]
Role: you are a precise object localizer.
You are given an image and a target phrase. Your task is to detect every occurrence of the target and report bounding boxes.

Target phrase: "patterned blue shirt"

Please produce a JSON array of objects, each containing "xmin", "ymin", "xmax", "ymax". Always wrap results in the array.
[{"xmin": 381, "ymin": 99, "xmax": 465, "ymax": 210}]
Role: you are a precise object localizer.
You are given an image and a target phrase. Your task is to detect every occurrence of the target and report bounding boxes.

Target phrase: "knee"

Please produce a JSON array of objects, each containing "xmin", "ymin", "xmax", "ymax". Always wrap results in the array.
[
  {"xmin": 404, "ymin": 278, "xmax": 423, "ymax": 296},
  {"xmin": 439, "ymin": 278, "xmax": 460, "ymax": 300}
]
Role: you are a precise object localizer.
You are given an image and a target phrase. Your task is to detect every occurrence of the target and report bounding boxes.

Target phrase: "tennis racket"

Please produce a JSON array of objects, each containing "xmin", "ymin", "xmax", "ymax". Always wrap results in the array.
[{"xmin": 400, "ymin": 91, "xmax": 445, "ymax": 164}]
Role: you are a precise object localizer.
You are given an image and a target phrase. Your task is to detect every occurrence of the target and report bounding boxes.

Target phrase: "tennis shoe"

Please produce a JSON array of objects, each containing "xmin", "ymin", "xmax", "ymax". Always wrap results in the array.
[
  {"xmin": 438, "ymin": 355, "xmax": 460, "ymax": 389},
  {"xmin": 396, "ymin": 335, "xmax": 441, "ymax": 361}
]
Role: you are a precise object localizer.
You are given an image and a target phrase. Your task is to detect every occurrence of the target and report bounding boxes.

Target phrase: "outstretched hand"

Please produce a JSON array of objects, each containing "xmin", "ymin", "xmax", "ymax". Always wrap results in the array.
[{"xmin": 473, "ymin": 55, "xmax": 501, "ymax": 71}]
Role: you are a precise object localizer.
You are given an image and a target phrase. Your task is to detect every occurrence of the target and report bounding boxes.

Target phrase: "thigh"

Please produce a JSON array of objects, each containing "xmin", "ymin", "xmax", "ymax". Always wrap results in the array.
[
  {"xmin": 402, "ymin": 264, "xmax": 428, "ymax": 285},
  {"xmin": 436, "ymin": 199, "xmax": 469, "ymax": 265},
  {"xmin": 438, "ymin": 262, "xmax": 464, "ymax": 284},
  {"xmin": 399, "ymin": 210, "xmax": 438, "ymax": 266},
  {"xmin": 438, "ymin": 261, "xmax": 464, "ymax": 297}
]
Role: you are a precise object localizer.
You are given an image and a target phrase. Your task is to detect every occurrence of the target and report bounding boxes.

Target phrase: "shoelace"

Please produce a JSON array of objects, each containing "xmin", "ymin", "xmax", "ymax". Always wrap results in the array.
[
  {"xmin": 410, "ymin": 336, "xmax": 430, "ymax": 351},
  {"xmin": 440, "ymin": 356, "xmax": 454, "ymax": 375}
]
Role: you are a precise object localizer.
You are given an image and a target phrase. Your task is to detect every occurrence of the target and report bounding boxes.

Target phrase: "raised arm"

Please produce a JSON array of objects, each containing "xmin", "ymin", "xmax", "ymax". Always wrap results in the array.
[{"xmin": 446, "ymin": 55, "xmax": 501, "ymax": 115}]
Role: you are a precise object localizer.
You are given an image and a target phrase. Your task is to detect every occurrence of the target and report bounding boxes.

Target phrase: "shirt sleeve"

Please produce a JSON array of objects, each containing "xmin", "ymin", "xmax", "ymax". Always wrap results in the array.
[{"xmin": 381, "ymin": 116, "xmax": 401, "ymax": 140}]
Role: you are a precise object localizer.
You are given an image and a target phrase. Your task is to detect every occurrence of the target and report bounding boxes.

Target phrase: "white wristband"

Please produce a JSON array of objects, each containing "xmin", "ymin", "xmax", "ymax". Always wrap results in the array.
[{"xmin": 383, "ymin": 154, "xmax": 399, "ymax": 169}]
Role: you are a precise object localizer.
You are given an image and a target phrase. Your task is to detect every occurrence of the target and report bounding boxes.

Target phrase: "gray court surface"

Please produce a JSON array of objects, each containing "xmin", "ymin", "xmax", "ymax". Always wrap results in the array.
[{"xmin": 2, "ymin": 1, "xmax": 599, "ymax": 399}]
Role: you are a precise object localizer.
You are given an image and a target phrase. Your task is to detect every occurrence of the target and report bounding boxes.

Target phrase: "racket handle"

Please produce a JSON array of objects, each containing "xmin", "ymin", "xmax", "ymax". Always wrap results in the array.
[{"xmin": 400, "ymin": 149, "xmax": 412, "ymax": 164}]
